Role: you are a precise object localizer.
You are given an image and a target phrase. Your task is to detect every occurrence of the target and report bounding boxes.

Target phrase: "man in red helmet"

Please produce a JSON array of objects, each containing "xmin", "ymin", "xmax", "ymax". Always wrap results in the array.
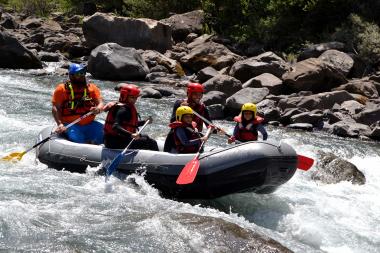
[
  {"xmin": 170, "ymin": 82, "xmax": 213, "ymax": 132},
  {"xmin": 103, "ymin": 84, "xmax": 158, "ymax": 150}
]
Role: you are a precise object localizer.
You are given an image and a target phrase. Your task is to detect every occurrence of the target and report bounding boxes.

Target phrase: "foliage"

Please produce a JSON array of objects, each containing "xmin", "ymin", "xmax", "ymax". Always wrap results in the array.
[
  {"xmin": 5, "ymin": 0, "xmax": 58, "ymax": 16},
  {"xmin": 333, "ymin": 14, "xmax": 380, "ymax": 65}
]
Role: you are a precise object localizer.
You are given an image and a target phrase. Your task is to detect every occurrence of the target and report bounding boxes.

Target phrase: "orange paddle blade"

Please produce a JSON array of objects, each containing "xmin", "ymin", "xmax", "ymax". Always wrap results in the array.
[
  {"xmin": 297, "ymin": 155, "xmax": 314, "ymax": 171},
  {"xmin": 176, "ymin": 158, "xmax": 200, "ymax": 185}
]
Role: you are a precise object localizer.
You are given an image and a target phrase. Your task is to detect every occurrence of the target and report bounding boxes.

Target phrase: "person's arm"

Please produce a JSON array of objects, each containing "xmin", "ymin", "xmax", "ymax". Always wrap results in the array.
[
  {"xmin": 52, "ymin": 85, "xmax": 66, "ymax": 133},
  {"xmin": 228, "ymin": 124, "xmax": 239, "ymax": 143},
  {"xmin": 90, "ymin": 85, "xmax": 104, "ymax": 114},
  {"xmin": 256, "ymin": 124, "xmax": 268, "ymax": 140},
  {"xmin": 170, "ymin": 100, "xmax": 182, "ymax": 123},
  {"xmin": 175, "ymin": 128, "xmax": 201, "ymax": 147}
]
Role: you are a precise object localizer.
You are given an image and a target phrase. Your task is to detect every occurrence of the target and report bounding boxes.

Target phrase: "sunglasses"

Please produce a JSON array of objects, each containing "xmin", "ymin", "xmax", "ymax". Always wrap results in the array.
[{"xmin": 71, "ymin": 71, "xmax": 86, "ymax": 77}]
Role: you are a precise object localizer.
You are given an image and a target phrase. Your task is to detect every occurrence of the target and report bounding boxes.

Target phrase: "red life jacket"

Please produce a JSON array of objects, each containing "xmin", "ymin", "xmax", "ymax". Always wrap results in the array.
[
  {"xmin": 61, "ymin": 81, "xmax": 97, "ymax": 116},
  {"xmin": 233, "ymin": 115, "xmax": 264, "ymax": 142},
  {"xmin": 169, "ymin": 121, "xmax": 200, "ymax": 153},
  {"xmin": 104, "ymin": 103, "xmax": 138, "ymax": 136},
  {"xmin": 184, "ymin": 99, "xmax": 206, "ymax": 131}
]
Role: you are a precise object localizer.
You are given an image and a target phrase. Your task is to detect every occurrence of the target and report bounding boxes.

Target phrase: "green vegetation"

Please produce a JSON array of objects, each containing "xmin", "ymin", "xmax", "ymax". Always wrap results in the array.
[{"xmin": 1, "ymin": 0, "xmax": 380, "ymax": 68}]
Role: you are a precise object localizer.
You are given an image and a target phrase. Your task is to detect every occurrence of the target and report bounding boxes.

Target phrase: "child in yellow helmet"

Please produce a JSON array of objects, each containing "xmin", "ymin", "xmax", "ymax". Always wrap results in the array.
[
  {"xmin": 228, "ymin": 103, "xmax": 268, "ymax": 143},
  {"xmin": 164, "ymin": 106, "xmax": 210, "ymax": 153}
]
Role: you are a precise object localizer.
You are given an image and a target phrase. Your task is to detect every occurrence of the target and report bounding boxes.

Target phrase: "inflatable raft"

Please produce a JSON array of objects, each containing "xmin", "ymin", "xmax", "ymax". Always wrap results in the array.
[{"xmin": 36, "ymin": 126, "xmax": 298, "ymax": 199}]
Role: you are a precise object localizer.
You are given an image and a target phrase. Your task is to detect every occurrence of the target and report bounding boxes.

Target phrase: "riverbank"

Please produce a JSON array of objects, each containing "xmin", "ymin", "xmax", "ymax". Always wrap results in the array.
[{"xmin": 1, "ymin": 9, "xmax": 379, "ymax": 143}]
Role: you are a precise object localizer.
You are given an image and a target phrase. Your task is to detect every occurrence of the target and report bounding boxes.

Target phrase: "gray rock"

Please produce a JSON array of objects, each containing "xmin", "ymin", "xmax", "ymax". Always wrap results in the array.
[
  {"xmin": 207, "ymin": 104, "xmax": 224, "ymax": 120},
  {"xmin": 203, "ymin": 91, "xmax": 227, "ymax": 106},
  {"xmin": 141, "ymin": 87, "xmax": 162, "ymax": 99},
  {"xmin": 311, "ymin": 151, "xmax": 366, "ymax": 185},
  {"xmin": 88, "ymin": 43, "xmax": 149, "ymax": 81},
  {"xmin": 203, "ymin": 74, "xmax": 242, "ymax": 96}
]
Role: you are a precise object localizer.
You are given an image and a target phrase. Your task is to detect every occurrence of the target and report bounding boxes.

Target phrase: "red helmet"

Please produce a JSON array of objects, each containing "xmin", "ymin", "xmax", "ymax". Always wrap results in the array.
[
  {"xmin": 187, "ymin": 82, "xmax": 204, "ymax": 95},
  {"xmin": 119, "ymin": 84, "xmax": 140, "ymax": 102}
]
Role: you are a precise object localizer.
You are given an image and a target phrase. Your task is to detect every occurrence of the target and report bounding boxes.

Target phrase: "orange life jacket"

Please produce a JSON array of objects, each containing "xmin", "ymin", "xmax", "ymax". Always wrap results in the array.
[
  {"xmin": 233, "ymin": 115, "xmax": 264, "ymax": 142},
  {"xmin": 169, "ymin": 121, "xmax": 200, "ymax": 153},
  {"xmin": 104, "ymin": 103, "xmax": 138, "ymax": 136},
  {"xmin": 61, "ymin": 81, "xmax": 97, "ymax": 116}
]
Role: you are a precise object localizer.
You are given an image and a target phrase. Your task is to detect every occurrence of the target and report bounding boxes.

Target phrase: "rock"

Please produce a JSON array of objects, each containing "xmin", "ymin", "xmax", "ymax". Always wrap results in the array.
[
  {"xmin": 369, "ymin": 126, "xmax": 380, "ymax": 140},
  {"xmin": 150, "ymin": 65, "xmax": 169, "ymax": 73},
  {"xmin": 83, "ymin": 12, "xmax": 172, "ymax": 53},
  {"xmin": 298, "ymin": 42, "xmax": 346, "ymax": 61},
  {"xmin": 203, "ymin": 74, "xmax": 242, "ymax": 96},
  {"xmin": 311, "ymin": 151, "xmax": 366, "ymax": 185},
  {"xmin": 242, "ymin": 73, "xmax": 283, "ymax": 95},
  {"xmin": 38, "ymin": 51, "xmax": 62, "ymax": 62},
  {"xmin": 180, "ymin": 41, "xmax": 241, "ymax": 71},
  {"xmin": 318, "ymin": 49, "xmax": 354, "ymax": 76},
  {"xmin": 142, "ymin": 50, "xmax": 184, "ymax": 76},
  {"xmin": 88, "ymin": 43, "xmax": 149, "ymax": 81},
  {"xmin": 0, "ymin": 12, "xmax": 19, "ymax": 29},
  {"xmin": 340, "ymin": 100, "xmax": 365, "ymax": 115},
  {"xmin": 207, "ymin": 104, "xmax": 224, "ymax": 120},
  {"xmin": 225, "ymin": 88, "xmax": 270, "ymax": 115},
  {"xmin": 196, "ymin": 66, "xmax": 220, "ymax": 83},
  {"xmin": 141, "ymin": 87, "xmax": 162, "ymax": 99},
  {"xmin": 278, "ymin": 91, "xmax": 356, "ymax": 111},
  {"xmin": 354, "ymin": 107, "xmax": 380, "ymax": 126},
  {"xmin": 330, "ymin": 121, "xmax": 372, "ymax": 138},
  {"xmin": 290, "ymin": 111, "xmax": 324, "ymax": 127},
  {"xmin": 160, "ymin": 10, "xmax": 204, "ymax": 41},
  {"xmin": 0, "ymin": 31, "xmax": 42, "ymax": 69},
  {"xmin": 333, "ymin": 79, "xmax": 379, "ymax": 98},
  {"xmin": 203, "ymin": 91, "xmax": 227, "ymax": 106},
  {"xmin": 230, "ymin": 52, "xmax": 289, "ymax": 82},
  {"xmin": 282, "ymin": 58, "xmax": 347, "ymax": 92}
]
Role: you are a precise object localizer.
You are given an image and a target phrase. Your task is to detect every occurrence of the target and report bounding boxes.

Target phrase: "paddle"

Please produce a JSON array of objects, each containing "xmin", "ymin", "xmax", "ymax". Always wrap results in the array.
[
  {"xmin": 192, "ymin": 110, "xmax": 315, "ymax": 171},
  {"xmin": 1, "ymin": 111, "xmax": 95, "ymax": 162},
  {"xmin": 297, "ymin": 154, "xmax": 314, "ymax": 171},
  {"xmin": 105, "ymin": 119, "xmax": 151, "ymax": 179},
  {"xmin": 192, "ymin": 110, "xmax": 231, "ymax": 138},
  {"xmin": 176, "ymin": 126, "xmax": 213, "ymax": 185}
]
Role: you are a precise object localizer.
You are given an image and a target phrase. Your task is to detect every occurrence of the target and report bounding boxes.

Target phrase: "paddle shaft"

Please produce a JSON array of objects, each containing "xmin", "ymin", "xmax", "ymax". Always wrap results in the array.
[
  {"xmin": 105, "ymin": 119, "xmax": 151, "ymax": 178},
  {"xmin": 192, "ymin": 110, "xmax": 233, "ymax": 138},
  {"xmin": 121, "ymin": 119, "xmax": 150, "ymax": 155},
  {"xmin": 29, "ymin": 111, "xmax": 95, "ymax": 152}
]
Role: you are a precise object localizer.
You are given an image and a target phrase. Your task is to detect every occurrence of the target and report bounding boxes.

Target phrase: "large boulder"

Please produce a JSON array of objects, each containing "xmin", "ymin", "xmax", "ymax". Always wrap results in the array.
[
  {"xmin": 225, "ymin": 88, "xmax": 270, "ymax": 115},
  {"xmin": 180, "ymin": 41, "xmax": 241, "ymax": 72},
  {"xmin": 278, "ymin": 91, "xmax": 356, "ymax": 111},
  {"xmin": 298, "ymin": 42, "xmax": 346, "ymax": 61},
  {"xmin": 83, "ymin": 12, "xmax": 172, "ymax": 53},
  {"xmin": 141, "ymin": 50, "xmax": 184, "ymax": 76},
  {"xmin": 242, "ymin": 73, "xmax": 283, "ymax": 95},
  {"xmin": 354, "ymin": 107, "xmax": 380, "ymax": 126},
  {"xmin": 318, "ymin": 49, "xmax": 354, "ymax": 76},
  {"xmin": 161, "ymin": 10, "xmax": 204, "ymax": 41},
  {"xmin": 333, "ymin": 79, "xmax": 379, "ymax": 98},
  {"xmin": 282, "ymin": 58, "xmax": 347, "ymax": 92},
  {"xmin": 203, "ymin": 74, "xmax": 242, "ymax": 96},
  {"xmin": 229, "ymin": 52, "xmax": 289, "ymax": 82},
  {"xmin": 88, "ymin": 43, "xmax": 149, "ymax": 81},
  {"xmin": 311, "ymin": 151, "xmax": 366, "ymax": 185},
  {"xmin": 0, "ymin": 31, "xmax": 42, "ymax": 69}
]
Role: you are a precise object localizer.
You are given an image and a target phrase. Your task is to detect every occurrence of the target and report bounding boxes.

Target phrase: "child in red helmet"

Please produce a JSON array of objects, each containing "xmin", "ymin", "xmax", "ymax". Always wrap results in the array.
[
  {"xmin": 103, "ymin": 84, "xmax": 158, "ymax": 150},
  {"xmin": 170, "ymin": 82, "xmax": 214, "ymax": 132}
]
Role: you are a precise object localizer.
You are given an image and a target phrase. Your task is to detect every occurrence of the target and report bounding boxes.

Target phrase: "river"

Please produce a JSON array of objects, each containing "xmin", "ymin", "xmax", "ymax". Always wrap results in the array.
[{"xmin": 0, "ymin": 66, "xmax": 379, "ymax": 252}]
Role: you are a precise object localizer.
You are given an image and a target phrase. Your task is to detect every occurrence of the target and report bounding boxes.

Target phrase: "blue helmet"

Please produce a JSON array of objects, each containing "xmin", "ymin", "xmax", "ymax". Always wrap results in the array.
[{"xmin": 68, "ymin": 63, "xmax": 86, "ymax": 75}]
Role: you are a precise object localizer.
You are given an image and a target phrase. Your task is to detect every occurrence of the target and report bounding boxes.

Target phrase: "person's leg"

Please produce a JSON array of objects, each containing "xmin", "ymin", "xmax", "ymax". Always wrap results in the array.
[
  {"xmin": 64, "ymin": 124, "xmax": 86, "ymax": 143},
  {"xmin": 83, "ymin": 121, "xmax": 104, "ymax": 145}
]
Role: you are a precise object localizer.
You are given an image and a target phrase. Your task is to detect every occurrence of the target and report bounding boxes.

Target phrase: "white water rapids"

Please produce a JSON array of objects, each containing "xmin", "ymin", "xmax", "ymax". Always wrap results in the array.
[{"xmin": 0, "ymin": 67, "xmax": 379, "ymax": 252}]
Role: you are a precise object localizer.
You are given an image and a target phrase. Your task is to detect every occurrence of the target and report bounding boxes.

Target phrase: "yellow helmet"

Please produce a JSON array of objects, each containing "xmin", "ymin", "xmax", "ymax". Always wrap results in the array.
[
  {"xmin": 176, "ymin": 106, "xmax": 193, "ymax": 121},
  {"xmin": 241, "ymin": 103, "xmax": 257, "ymax": 117}
]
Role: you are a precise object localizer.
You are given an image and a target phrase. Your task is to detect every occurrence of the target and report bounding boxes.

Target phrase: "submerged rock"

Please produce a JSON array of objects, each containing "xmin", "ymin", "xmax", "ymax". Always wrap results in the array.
[
  {"xmin": 311, "ymin": 151, "xmax": 366, "ymax": 185},
  {"xmin": 172, "ymin": 213, "xmax": 293, "ymax": 253}
]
